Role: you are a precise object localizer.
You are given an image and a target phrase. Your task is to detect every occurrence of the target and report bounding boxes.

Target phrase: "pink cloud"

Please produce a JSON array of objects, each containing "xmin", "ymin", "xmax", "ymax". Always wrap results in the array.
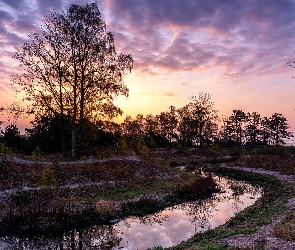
[{"xmin": 162, "ymin": 92, "xmax": 176, "ymax": 97}]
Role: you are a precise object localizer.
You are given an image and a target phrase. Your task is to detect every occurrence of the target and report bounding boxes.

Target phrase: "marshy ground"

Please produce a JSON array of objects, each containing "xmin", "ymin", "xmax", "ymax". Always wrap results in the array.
[{"xmin": 0, "ymin": 146, "xmax": 295, "ymax": 249}]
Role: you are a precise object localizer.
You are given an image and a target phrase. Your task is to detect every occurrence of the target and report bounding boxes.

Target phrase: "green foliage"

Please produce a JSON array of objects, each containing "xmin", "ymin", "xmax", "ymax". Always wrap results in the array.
[
  {"xmin": 31, "ymin": 146, "xmax": 42, "ymax": 161},
  {"xmin": 0, "ymin": 142, "xmax": 11, "ymax": 158},
  {"xmin": 30, "ymin": 166, "xmax": 57, "ymax": 187},
  {"xmin": 79, "ymin": 155, "xmax": 87, "ymax": 160},
  {"xmin": 147, "ymin": 246, "xmax": 164, "ymax": 250},
  {"xmin": 119, "ymin": 138, "xmax": 128, "ymax": 151},
  {"xmin": 38, "ymin": 166, "xmax": 57, "ymax": 186},
  {"xmin": 136, "ymin": 137, "xmax": 150, "ymax": 158}
]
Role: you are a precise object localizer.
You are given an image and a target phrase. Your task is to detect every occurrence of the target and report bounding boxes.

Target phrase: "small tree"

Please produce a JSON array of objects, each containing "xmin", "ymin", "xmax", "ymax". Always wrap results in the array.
[
  {"xmin": 177, "ymin": 104, "xmax": 193, "ymax": 147},
  {"xmin": 265, "ymin": 113, "xmax": 293, "ymax": 145},
  {"xmin": 2, "ymin": 124, "xmax": 22, "ymax": 150},
  {"xmin": 245, "ymin": 111, "xmax": 261, "ymax": 145},
  {"xmin": 157, "ymin": 106, "xmax": 178, "ymax": 143},
  {"xmin": 224, "ymin": 110, "xmax": 248, "ymax": 145}
]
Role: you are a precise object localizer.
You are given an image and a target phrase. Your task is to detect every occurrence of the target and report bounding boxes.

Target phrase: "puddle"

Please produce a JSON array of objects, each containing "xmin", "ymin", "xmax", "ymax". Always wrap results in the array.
[{"xmin": 1, "ymin": 175, "xmax": 262, "ymax": 249}]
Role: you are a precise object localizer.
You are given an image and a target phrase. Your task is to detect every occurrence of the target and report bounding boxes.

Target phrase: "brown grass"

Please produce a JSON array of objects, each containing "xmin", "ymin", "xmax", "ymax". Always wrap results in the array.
[
  {"xmin": 239, "ymin": 154, "xmax": 295, "ymax": 175},
  {"xmin": 272, "ymin": 211, "xmax": 295, "ymax": 241},
  {"xmin": 0, "ymin": 159, "xmax": 179, "ymax": 191}
]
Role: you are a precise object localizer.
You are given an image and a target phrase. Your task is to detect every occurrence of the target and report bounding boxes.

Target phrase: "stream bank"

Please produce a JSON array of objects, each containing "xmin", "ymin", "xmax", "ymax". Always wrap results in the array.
[{"xmin": 167, "ymin": 165, "xmax": 295, "ymax": 250}]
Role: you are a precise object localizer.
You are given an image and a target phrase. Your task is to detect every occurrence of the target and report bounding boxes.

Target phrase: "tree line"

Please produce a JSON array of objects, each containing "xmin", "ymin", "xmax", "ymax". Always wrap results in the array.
[
  {"xmin": 0, "ymin": 92, "xmax": 293, "ymax": 156},
  {"xmin": 118, "ymin": 93, "xmax": 293, "ymax": 148}
]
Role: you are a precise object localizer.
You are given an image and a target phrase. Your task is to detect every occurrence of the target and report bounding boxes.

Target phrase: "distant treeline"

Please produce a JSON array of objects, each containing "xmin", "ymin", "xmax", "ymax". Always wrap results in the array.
[{"xmin": 0, "ymin": 93, "xmax": 292, "ymax": 156}]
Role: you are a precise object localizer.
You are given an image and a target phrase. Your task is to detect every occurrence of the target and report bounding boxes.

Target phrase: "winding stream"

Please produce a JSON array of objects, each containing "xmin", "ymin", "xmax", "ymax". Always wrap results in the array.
[{"xmin": 0, "ymin": 175, "xmax": 262, "ymax": 249}]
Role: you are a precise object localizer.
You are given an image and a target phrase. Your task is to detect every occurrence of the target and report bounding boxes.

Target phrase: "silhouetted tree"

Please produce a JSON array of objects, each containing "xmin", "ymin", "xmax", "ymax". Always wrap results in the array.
[
  {"xmin": 265, "ymin": 113, "xmax": 293, "ymax": 145},
  {"xmin": 245, "ymin": 111, "xmax": 261, "ymax": 145},
  {"xmin": 13, "ymin": 2, "xmax": 133, "ymax": 158},
  {"xmin": 144, "ymin": 114, "xmax": 164, "ymax": 147},
  {"xmin": 260, "ymin": 117, "xmax": 271, "ymax": 145},
  {"xmin": 96, "ymin": 120, "xmax": 121, "ymax": 147},
  {"xmin": 5, "ymin": 102, "xmax": 25, "ymax": 125},
  {"xmin": 177, "ymin": 104, "xmax": 193, "ymax": 147},
  {"xmin": 202, "ymin": 120, "xmax": 219, "ymax": 144},
  {"xmin": 224, "ymin": 110, "xmax": 248, "ymax": 145},
  {"xmin": 25, "ymin": 114, "xmax": 71, "ymax": 154},
  {"xmin": 157, "ymin": 106, "xmax": 178, "ymax": 143},
  {"xmin": 177, "ymin": 93, "xmax": 219, "ymax": 148},
  {"xmin": 2, "ymin": 124, "xmax": 23, "ymax": 150}
]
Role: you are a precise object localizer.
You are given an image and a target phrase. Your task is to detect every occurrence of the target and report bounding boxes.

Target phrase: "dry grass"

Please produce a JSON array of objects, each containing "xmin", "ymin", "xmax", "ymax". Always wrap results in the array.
[
  {"xmin": 239, "ymin": 154, "xmax": 295, "ymax": 175},
  {"xmin": 0, "ymin": 158, "xmax": 179, "ymax": 191},
  {"xmin": 272, "ymin": 210, "xmax": 295, "ymax": 241}
]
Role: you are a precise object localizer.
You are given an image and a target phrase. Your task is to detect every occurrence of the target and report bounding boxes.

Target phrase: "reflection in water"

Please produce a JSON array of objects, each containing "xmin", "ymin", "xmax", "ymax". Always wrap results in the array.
[{"xmin": 1, "ymin": 176, "xmax": 262, "ymax": 250}]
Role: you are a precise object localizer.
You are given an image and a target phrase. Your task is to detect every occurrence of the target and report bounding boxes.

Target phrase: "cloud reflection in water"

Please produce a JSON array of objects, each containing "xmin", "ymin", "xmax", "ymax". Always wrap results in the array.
[
  {"xmin": 112, "ymin": 176, "xmax": 262, "ymax": 249},
  {"xmin": 2, "ymin": 176, "xmax": 262, "ymax": 250}
]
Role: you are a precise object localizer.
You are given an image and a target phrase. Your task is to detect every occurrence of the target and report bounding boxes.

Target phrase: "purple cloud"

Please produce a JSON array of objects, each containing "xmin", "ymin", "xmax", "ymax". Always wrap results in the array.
[
  {"xmin": 0, "ymin": 10, "xmax": 14, "ymax": 22},
  {"xmin": 1, "ymin": 0, "xmax": 295, "ymax": 85},
  {"xmin": 100, "ymin": 0, "xmax": 295, "ymax": 79},
  {"xmin": 0, "ymin": 0, "xmax": 27, "ymax": 10}
]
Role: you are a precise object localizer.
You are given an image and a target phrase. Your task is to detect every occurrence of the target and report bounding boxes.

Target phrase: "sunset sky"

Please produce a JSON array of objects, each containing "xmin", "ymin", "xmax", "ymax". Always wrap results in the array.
[{"xmin": 1, "ymin": 0, "xmax": 295, "ymax": 136}]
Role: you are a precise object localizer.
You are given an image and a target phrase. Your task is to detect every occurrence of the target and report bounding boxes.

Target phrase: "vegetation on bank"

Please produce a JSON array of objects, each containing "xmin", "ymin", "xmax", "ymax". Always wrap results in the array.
[
  {"xmin": 158, "ymin": 168, "xmax": 294, "ymax": 250},
  {"xmin": 0, "ymin": 145, "xmax": 295, "ymax": 249},
  {"xmin": 0, "ymin": 150, "xmax": 219, "ymax": 237},
  {"xmin": 146, "ymin": 146, "xmax": 295, "ymax": 249}
]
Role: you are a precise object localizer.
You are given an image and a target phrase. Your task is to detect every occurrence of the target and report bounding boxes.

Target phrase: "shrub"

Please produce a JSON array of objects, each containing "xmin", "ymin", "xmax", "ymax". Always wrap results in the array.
[
  {"xmin": 136, "ymin": 138, "xmax": 150, "ymax": 158},
  {"xmin": 167, "ymin": 175, "xmax": 218, "ymax": 203},
  {"xmin": 29, "ymin": 166, "xmax": 57, "ymax": 187},
  {"xmin": 121, "ymin": 196, "xmax": 163, "ymax": 216},
  {"xmin": 31, "ymin": 146, "xmax": 42, "ymax": 161}
]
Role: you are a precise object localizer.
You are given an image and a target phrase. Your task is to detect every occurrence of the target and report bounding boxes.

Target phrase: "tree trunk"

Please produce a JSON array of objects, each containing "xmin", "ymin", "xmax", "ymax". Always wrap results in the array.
[
  {"xmin": 60, "ymin": 121, "xmax": 66, "ymax": 157},
  {"xmin": 71, "ymin": 66, "xmax": 78, "ymax": 159},
  {"xmin": 71, "ymin": 119, "xmax": 76, "ymax": 159}
]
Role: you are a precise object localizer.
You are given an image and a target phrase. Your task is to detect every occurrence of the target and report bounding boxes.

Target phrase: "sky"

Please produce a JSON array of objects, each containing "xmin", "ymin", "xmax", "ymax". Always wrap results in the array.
[{"xmin": 1, "ymin": 0, "xmax": 295, "ymax": 137}]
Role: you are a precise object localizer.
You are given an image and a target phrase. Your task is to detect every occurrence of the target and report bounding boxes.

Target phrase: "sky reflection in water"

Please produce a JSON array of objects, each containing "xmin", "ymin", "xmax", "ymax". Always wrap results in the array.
[
  {"xmin": 2, "ymin": 176, "xmax": 262, "ymax": 250},
  {"xmin": 112, "ymin": 176, "xmax": 261, "ymax": 249}
]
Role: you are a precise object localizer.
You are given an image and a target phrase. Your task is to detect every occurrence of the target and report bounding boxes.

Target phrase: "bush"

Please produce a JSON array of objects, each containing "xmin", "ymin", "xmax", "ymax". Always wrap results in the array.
[
  {"xmin": 121, "ymin": 196, "xmax": 163, "ymax": 216},
  {"xmin": 167, "ymin": 175, "xmax": 219, "ymax": 203},
  {"xmin": 29, "ymin": 166, "xmax": 57, "ymax": 187},
  {"xmin": 0, "ymin": 142, "xmax": 11, "ymax": 159},
  {"xmin": 136, "ymin": 138, "xmax": 150, "ymax": 158},
  {"xmin": 31, "ymin": 146, "xmax": 42, "ymax": 160}
]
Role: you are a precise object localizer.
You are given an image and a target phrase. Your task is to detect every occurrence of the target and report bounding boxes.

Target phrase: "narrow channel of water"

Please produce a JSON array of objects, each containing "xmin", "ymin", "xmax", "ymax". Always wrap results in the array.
[{"xmin": 1, "ymin": 176, "xmax": 262, "ymax": 250}]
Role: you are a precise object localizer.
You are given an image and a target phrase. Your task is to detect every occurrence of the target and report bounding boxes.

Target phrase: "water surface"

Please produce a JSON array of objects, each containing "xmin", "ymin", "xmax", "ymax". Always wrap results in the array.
[{"xmin": 1, "ymin": 175, "xmax": 262, "ymax": 249}]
